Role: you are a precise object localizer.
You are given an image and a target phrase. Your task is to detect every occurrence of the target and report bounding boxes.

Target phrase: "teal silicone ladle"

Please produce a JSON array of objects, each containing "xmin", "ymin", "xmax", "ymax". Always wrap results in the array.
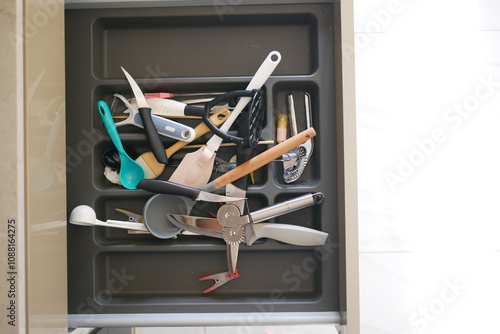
[{"xmin": 98, "ymin": 100, "xmax": 145, "ymax": 189}]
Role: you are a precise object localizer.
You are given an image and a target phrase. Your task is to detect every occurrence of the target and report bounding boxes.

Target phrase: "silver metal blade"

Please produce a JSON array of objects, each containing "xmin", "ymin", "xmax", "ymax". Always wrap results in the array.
[
  {"xmin": 225, "ymin": 183, "xmax": 257, "ymax": 244},
  {"xmin": 121, "ymin": 67, "xmax": 149, "ymax": 108},
  {"xmin": 196, "ymin": 191, "xmax": 244, "ymax": 203},
  {"xmin": 225, "ymin": 184, "xmax": 246, "ymax": 212},
  {"xmin": 227, "ymin": 243, "xmax": 239, "ymax": 277},
  {"xmin": 166, "ymin": 213, "xmax": 223, "ymax": 238}
]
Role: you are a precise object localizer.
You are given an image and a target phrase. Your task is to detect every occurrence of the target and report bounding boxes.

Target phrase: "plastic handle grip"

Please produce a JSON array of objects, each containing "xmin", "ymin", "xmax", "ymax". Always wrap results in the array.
[
  {"xmin": 147, "ymin": 97, "xmax": 188, "ymax": 116},
  {"xmin": 99, "ymin": 219, "xmax": 148, "ymax": 231},
  {"xmin": 98, "ymin": 101, "xmax": 125, "ymax": 153},
  {"xmin": 138, "ymin": 98, "xmax": 205, "ymax": 117},
  {"xmin": 246, "ymin": 51, "xmax": 282, "ymax": 90},
  {"xmin": 132, "ymin": 113, "xmax": 195, "ymax": 141},
  {"xmin": 150, "ymin": 115, "xmax": 196, "ymax": 142},
  {"xmin": 251, "ymin": 223, "xmax": 328, "ymax": 246},
  {"xmin": 139, "ymin": 107, "xmax": 168, "ymax": 164}
]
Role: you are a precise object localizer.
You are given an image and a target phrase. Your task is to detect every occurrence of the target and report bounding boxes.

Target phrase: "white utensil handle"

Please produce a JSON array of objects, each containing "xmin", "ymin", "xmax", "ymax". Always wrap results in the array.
[
  {"xmin": 145, "ymin": 98, "xmax": 189, "ymax": 117},
  {"xmin": 206, "ymin": 51, "xmax": 281, "ymax": 152},
  {"xmin": 253, "ymin": 223, "xmax": 328, "ymax": 246},
  {"xmin": 119, "ymin": 96, "xmax": 191, "ymax": 119},
  {"xmin": 98, "ymin": 219, "xmax": 148, "ymax": 232}
]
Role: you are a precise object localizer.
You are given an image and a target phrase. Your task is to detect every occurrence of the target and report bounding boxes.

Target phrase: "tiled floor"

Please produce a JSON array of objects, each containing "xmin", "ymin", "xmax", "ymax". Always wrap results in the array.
[{"xmin": 355, "ymin": 0, "xmax": 500, "ymax": 332}]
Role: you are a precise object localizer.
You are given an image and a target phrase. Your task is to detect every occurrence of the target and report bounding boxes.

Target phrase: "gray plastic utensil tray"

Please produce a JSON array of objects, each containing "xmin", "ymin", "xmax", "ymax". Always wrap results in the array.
[{"xmin": 65, "ymin": 1, "xmax": 340, "ymax": 325}]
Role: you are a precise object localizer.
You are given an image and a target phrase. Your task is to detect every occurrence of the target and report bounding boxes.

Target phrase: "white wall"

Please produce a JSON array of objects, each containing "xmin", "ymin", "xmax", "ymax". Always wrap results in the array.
[{"xmin": 355, "ymin": 0, "xmax": 500, "ymax": 332}]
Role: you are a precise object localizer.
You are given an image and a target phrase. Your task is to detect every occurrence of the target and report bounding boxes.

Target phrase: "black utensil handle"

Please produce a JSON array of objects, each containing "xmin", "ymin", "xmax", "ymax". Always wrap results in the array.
[
  {"xmin": 203, "ymin": 90, "xmax": 255, "ymax": 145},
  {"xmin": 232, "ymin": 114, "xmax": 254, "ymax": 191},
  {"xmin": 137, "ymin": 179, "xmax": 200, "ymax": 200},
  {"xmin": 138, "ymin": 107, "xmax": 168, "ymax": 164},
  {"xmin": 184, "ymin": 105, "xmax": 205, "ymax": 117}
]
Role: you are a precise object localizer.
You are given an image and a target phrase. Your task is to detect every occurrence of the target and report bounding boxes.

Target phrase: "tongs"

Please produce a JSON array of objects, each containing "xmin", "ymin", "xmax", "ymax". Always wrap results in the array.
[{"xmin": 282, "ymin": 93, "xmax": 314, "ymax": 183}]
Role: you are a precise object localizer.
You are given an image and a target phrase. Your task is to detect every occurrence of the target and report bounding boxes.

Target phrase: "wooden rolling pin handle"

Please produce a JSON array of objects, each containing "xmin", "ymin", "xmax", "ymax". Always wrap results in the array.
[{"xmin": 212, "ymin": 127, "xmax": 316, "ymax": 189}]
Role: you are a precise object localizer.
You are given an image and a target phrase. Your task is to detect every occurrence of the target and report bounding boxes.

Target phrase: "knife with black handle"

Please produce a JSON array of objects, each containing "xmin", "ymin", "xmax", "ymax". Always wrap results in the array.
[{"xmin": 121, "ymin": 67, "xmax": 169, "ymax": 164}]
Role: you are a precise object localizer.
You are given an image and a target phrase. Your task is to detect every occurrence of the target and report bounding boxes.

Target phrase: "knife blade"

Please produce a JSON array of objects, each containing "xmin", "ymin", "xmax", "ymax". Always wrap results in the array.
[{"xmin": 121, "ymin": 67, "xmax": 169, "ymax": 164}]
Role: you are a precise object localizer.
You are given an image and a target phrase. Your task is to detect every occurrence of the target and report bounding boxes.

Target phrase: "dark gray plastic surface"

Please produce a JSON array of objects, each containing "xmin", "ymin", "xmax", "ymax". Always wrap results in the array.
[{"xmin": 65, "ymin": 1, "xmax": 338, "ymax": 319}]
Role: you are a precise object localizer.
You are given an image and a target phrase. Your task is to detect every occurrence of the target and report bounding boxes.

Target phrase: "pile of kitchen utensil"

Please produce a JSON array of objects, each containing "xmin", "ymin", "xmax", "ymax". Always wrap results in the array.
[{"xmin": 69, "ymin": 51, "xmax": 326, "ymax": 293}]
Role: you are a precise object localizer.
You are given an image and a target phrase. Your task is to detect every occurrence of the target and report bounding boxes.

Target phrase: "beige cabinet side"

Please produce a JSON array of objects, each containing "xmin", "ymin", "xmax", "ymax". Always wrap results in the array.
[{"xmin": 24, "ymin": 0, "xmax": 67, "ymax": 332}]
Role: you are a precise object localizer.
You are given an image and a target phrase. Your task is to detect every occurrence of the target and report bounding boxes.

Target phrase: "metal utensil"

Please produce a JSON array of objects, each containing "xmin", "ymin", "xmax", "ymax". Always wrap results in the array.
[
  {"xmin": 283, "ymin": 93, "xmax": 314, "ymax": 183},
  {"xmin": 221, "ymin": 109, "xmax": 261, "ymax": 277},
  {"xmin": 166, "ymin": 192, "xmax": 328, "ymax": 246},
  {"xmin": 199, "ymin": 270, "xmax": 240, "ymax": 294}
]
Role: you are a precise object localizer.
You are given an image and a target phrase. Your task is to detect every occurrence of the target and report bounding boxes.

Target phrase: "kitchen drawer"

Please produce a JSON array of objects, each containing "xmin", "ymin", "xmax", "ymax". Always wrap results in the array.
[{"xmin": 65, "ymin": 0, "xmax": 357, "ymax": 329}]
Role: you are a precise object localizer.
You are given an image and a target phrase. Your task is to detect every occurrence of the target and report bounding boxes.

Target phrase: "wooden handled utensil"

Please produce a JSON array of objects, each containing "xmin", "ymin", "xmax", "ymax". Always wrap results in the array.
[{"xmin": 202, "ymin": 127, "xmax": 316, "ymax": 192}]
